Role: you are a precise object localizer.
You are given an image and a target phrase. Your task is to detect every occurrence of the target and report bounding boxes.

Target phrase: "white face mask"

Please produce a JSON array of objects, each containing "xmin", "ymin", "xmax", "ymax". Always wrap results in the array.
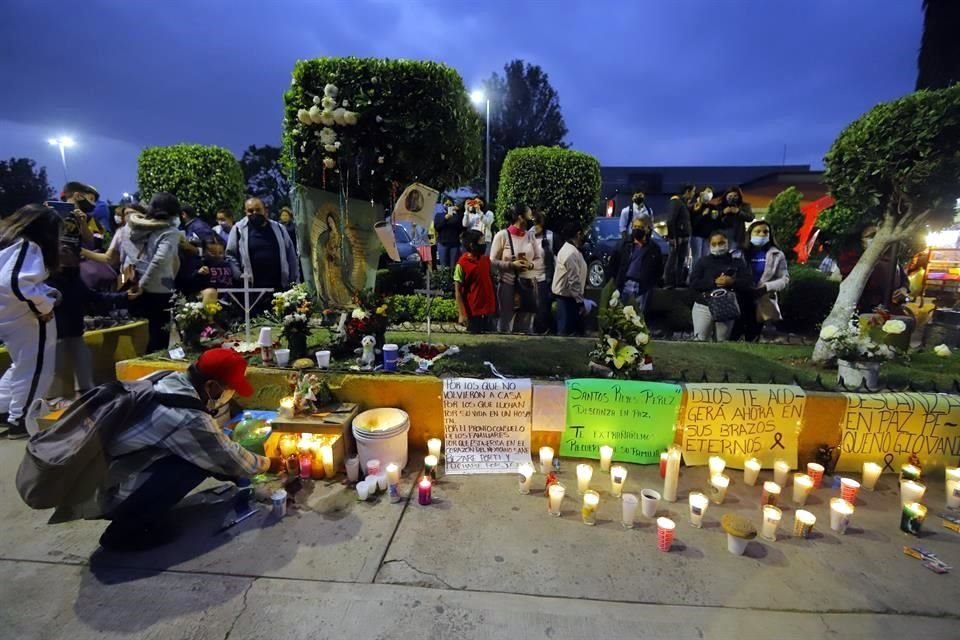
[
  {"xmin": 702, "ymin": 190, "xmax": 713, "ymax": 202},
  {"xmin": 114, "ymin": 215, "xmax": 124, "ymax": 225},
  {"xmin": 750, "ymin": 235, "xmax": 769, "ymax": 247},
  {"xmin": 207, "ymin": 388, "xmax": 235, "ymax": 412},
  {"xmin": 710, "ymin": 245, "xmax": 729, "ymax": 256}
]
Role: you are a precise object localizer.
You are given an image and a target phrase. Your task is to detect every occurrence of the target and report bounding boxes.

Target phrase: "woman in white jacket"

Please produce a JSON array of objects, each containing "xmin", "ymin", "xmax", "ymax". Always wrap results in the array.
[
  {"xmin": 737, "ymin": 220, "xmax": 790, "ymax": 341},
  {"xmin": 0, "ymin": 204, "xmax": 62, "ymax": 438}
]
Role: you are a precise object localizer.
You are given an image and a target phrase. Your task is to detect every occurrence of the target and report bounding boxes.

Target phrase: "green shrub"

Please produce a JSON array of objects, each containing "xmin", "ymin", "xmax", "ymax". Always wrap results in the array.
[
  {"xmin": 430, "ymin": 266, "xmax": 456, "ymax": 295},
  {"xmin": 779, "ymin": 264, "xmax": 839, "ymax": 333},
  {"xmin": 138, "ymin": 144, "xmax": 245, "ymax": 220},
  {"xmin": 375, "ymin": 267, "xmax": 425, "ymax": 296},
  {"xmin": 388, "ymin": 294, "xmax": 458, "ymax": 323},
  {"xmin": 764, "ymin": 186, "xmax": 804, "ymax": 261},
  {"xmin": 495, "ymin": 146, "xmax": 601, "ymax": 231},
  {"xmin": 283, "ymin": 58, "xmax": 481, "ymax": 202}
]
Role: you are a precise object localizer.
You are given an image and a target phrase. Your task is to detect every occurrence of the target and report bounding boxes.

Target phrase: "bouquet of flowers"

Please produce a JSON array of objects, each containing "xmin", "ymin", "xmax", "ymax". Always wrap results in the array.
[
  {"xmin": 818, "ymin": 313, "xmax": 903, "ymax": 363},
  {"xmin": 590, "ymin": 290, "xmax": 653, "ymax": 378},
  {"xmin": 344, "ymin": 289, "xmax": 389, "ymax": 345},
  {"xmin": 173, "ymin": 295, "xmax": 223, "ymax": 347},
  {"xmin": 272, "ymin": 283, "xmax": 314, "ymax": 338}
]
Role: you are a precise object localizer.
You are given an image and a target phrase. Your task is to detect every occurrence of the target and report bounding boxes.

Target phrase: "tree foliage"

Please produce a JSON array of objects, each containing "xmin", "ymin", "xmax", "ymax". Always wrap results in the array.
[
  {"xmin": 483, "ymin": 60, "xmax": 569, "ymax": 201},
  {"xmin": 138, "ymin": 144, "xmax": 245, "ymax": 221},
  {"xmin": 240, "ymin": 145, "xmax": 290, "ymax": 212},
  {"xmin": 283, "ymin": 57, "xmax": 481, "ymax": 203},
  {"xmin": 763, "ymin": 186, "xmax": 804, "ymax": 260},
  {"xmin": 495, "ymin": 146, "xmax": 600, "ymax": 231},
  {"xmin": 916, "ymin": 0, "xmax": 960, "ymax": 90},
  {"xmin": 0, "ymin": 157, "xmax": 53, "ymax": 217}
]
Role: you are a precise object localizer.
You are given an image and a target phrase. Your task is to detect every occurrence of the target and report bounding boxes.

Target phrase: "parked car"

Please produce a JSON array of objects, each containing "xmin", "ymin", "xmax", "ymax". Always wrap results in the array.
[
  {"xmin": 378, "ymin": 222, "xmax": 422, "ymax": 269},
  {"xmin": 581, "ymin": 216, "xmax": 671, "ymax": 289}
]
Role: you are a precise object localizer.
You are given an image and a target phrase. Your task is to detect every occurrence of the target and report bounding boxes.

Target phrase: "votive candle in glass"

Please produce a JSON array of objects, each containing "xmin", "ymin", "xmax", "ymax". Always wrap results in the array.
[
  {"xmin": 708, "ymin": 456, "xmax": 726, "ymax": 477},
  {"xmin": 278, "ymin": 434, "xmax": 298, "ymax": 459},
  {"xmin": 861, "ymin": 462, "xmax": 882, "ymax": 492},
  {"xmin": 793, "ymin": 509, "xmax": 816, "ymax": 538},
  {"xmin": 581, "ymin": 490, "xmax": 599, "ymax": 525},
  {"xmin": 709, "ymin": 473, "xmax": 730, "ymax": 505},
  {"xmin": 792, "ymin": 473, "xmax": 814, "ymax": 506},
  {"xmin": 599, "ymin": 445, "xmax": 613, "ymax": 472},
  {"xmin": 539, "ymin": 447, "xmax": 555, "ymax": 474},
  {"xmin": 320, "ymin": 444, "xmax": 335, "ymax": 478},
  {"xmin": 659, "ymin": 452, "xmax": 668, "ymax": 479},
  {"xmin": 900, "ymin": 464, "xmax": 921, "ymax": 482},
  {"xmin": 830, "ymin": 498, "xmax": 854, "ymax": 534},
  {"xmin": 900, "ymin": 502, "xmax": 927, "ymax": 535},
  {"xmin": 946, "ymin": 467, "xmax": 960, "ymax": 510},
  {"xmin": 518, "ymin": 462, "xmax": 535, "ymax": 495},
  {"xmin": 743, "ymin": 457, "xmax": 761, "ymax": 486},
  {"xmin": 346, "ymin": 457, "xmax": 360, "ymax": 483},
  {"xmin": 806, "ymin": 462, "xmax": 825, "ymax": 489},
  {"xmin": 424, "ymin": 455, "xmax": 439, "ymax": 481},
  {"xmin": 688, "ymin": 491, "xmax": 709, "ymax": 528},
  {"xmin": 576, "ymin": 464, "xmax": 593, "ymax": 495},
  {"xmin": 761, "ymin": 481, "xmax": 782, "ymax": 508},
  {"xmin": 386, "ymin": 462, "xmax": 401, "ymax": 502},
  {"xmin": 760, "ymin": 505, "xmax": 782, "ymax": 542},
  {"xmin": 663, "ymin": 446, "xmax": 682, "ymax": 502},
  {"xmin": 548, "ymin": 483, "xmax": 565, "ymax": 516},
  {"xmin": 298, "ymin": 452, "xmax": 313, "ymax": 480},
  {"xmin": 427, "ymin": 438, "xmax": 442, "ymax": 459},
  {"xmin": 418, "ymin": 477, "xmax": 432, "ymax": 505},
  {"xmin": 621, "ymin": 493, "xmax": 639, "ymax": 529},
  {"xmin": 773, "ymin": 459, "xmax": 791, "ymax": 487},
  {"xmin": 900, "ymin": 479, "xmax": 926, "ymax": 506},
  {"xmin": 610, "ymin": 465, "xmax": 627, "ymax": 498}
]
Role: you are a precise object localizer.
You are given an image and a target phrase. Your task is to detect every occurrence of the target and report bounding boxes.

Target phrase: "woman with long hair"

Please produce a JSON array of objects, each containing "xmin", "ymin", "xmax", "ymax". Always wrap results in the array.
[
  {"xmin": 489, "ymin": 203, "xmax": 542, "ymax": 333},
  {"xmin": 0, "ymin": 204, "xmax": 62, "ymax": 438},
  {"xmin": 737, "ymin": 220, "xmax": 789, "ymax": 341}
]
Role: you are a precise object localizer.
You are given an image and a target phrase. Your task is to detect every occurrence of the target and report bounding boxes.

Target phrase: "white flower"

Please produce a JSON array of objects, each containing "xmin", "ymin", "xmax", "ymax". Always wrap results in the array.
[
  {"xmin": 324, "ymin": 83, "xmax": 339, "ymax": 98},
  {"xmin": 934, "ymin": 344, "xmax": 952, "ymax": 357},
  {"xmin": 371, "ymin": 76, "xmax": 379, "ymax": 84},
  {"xmin": 376, "ymin": 115, "xmax": 383, "ymax": 123},
  {"xmin": 819, "ymin": 325, "xmax": 840, "ymax": 340},
  {"xmin": 333, "ymin": 107, "xmax": 347, "ymax": 126},
  {"xmin": 609, "ymin": 290, "xmax": 620, "ymax": 307},
  {"xmin": 324, "ymin": 144, "xmax": 338, "ymax": 153},
  {"xmin": 344, "ymin": 111, "xmax": 358, "ymax": 125},
  {"xmin": 334, "ymin": 141, "xmax": 341, "ymax": 149},
  {"xmin": 631, "ymin": 315, "xmax": 644, "ymax": 328},
  {"xmin": 312, "ymin": 96, "xmax": 320, "ymax": 105},
  {"xmin": 352, "ymin": 308, "xmax": 367, "ymax": 320},
  {"xmin": 320, "ymin": 111, "xmax": 336, "ymax": 126},
  {"xmin": 378, "ymin": 156, "xmax": 385, "ymax": 164},
  {"xmin": 635, "ymin": 332, "xmax": 650, "ymax": 346},
  {"xmin": 622, "ymin": 305, "xmax": 637, "ymax": 321},
  {"xmin": 323, "ymin": 157, "xmax": 336, "ymax": 169},
  {"xmin": 342, "ymin": 99, "xmax": 350, "ymax": 107},
  {"xmin": 882, "ymin": 319, "xmax": 907, "ymax": 335},
  {"xmin": 297, "ymin": 109, "xmax": 312, "ymax": 124},
  {"xmin": 321, "ymin": 96, "xmax": 337, "ymax": 110},
  {"xmin": 309, "ymin": 105, "xmax": 323, "ymax": 123},
  {"xmin": 319, "ymin": 127, "xmax": 337, "ymax": 145}
]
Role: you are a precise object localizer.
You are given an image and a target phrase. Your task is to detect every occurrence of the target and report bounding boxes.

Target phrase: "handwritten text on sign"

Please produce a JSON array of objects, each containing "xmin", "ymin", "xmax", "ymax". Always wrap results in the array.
[
  {"xmin": 561, "ymin": 379, "xmax": 680, "ymax": 464},
  {"xmin": 681, "ymin": 384, "xmax": 804, "ymax": 469},
  {"xmin": 836, "ymin": 392, "xmax": 960, "ymax": 473},
  {"xmin": 442, "ymin": 378, "xmax": 533, "ymax": 474}
]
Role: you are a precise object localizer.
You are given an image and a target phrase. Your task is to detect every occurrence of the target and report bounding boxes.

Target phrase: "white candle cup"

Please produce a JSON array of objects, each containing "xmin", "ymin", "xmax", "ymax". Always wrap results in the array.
[
  {"xmin": 599, "ymin": 445, "xmax": 613, "ymax": 472},
  {"xmin": 900, "ymin": 464, "xmax": 922, "ymax": 482},
  {"xmin": 743, "ymin": 458, "xmax": 761, "ymax": 486},
  {"xmin": 663, "ymin": 446, "xmax": 681, "ymax": 502},
  {"xmin": 773, "ymin": 459, "xmax": 791, "ymax": 487},
  {"xmin": 610, "ymin": 465, "xmax": 627, "ymax": 498},
  {"xmin": 376, "ymin": 473, "xmax": 388, "ymax": 492},
  {"xmin": 424, "ymin": 455, "xmax": 439, "ymax": 480},
  {"xmin": 621, "ymin": 493, "xmax": 639, "ymax": 529},
  {"xmin": 793, "ymin": 509, "xmax": 816, "ymax": 538},
  {"xmin": 688, "ymin": 491, "xmax": 709, "ymax": 528},
  {"xmin": 900, "ymin": 480, "xmax": 926, "ymax": 506},
  {"xmin": 258, "ymin": 326, "xmax": 273, "ymax": 347},
  {"xmin": 792, "ymin": 473, "xmax": 814, "ymax": 506},
  {"xmin": 576, "ymin": 464, "xmax": 593, "ymax": 495},
  {"xmin": 581, "ymin": 490, "xmax": 599, "ymax": 525},
  {"xmin": 708, "ymin": 456, "xmax": 726, "ymax": 477},
  {"xmin": 315, "ymin": 350, "xmax": 331, "ymax": 369},
  {"xmin": 427, "ymin": 438, "xmax": 443, "ymax": 459},
  {"xmin": 861, "ymin": 461, "xmax": 882, "ymax": 492},
  {"xmin": 761, "ymin": 481, "xmax": 782, "ymax": 508},
  {"xmin": 640, "ymin": 488, "xmax": 661, "ymax": 518},
  {"xmin": 709, "ymin": 473, "xmax": 730, "ymax": 505},
  {"xmin": 539, "ymin": 447, "xmax": 554, "ymax": 474},
  {"xmin": 346, "ymin": 457, "xmax": 360, "ymax": 482},
  {"xmin": 548, "ymin": 483, "xmax": 565, "ymax": 516},
  {"xmin": 946, "ymin": 467, "xmax": 960, "ymax": 509},
  {"xmin": 830, "ymin": 498, "xmax": 854, "ymax": 534},
  {"xmin": 518, "ymin": 462, "xmax": 535, "ymax": 495},
  {"xmin": 366, "ymin": 459, "xmax": 381, "ymax": 477},
  {"xmin": 807, "ymin": 462, "xmax": 825, "ymax": 489},
  {"xmin": 386, "ymin": 462, "xmax": 401, "ymax": 485},
  {"xmin": 356, "ymin": 481, "xmax": 370, "ymax": 501},
  {"xmin": 320, "ymin": 445, "xmax": 335, "ymax": 478},
  {"xmin": 274, "ymin": 348, "xmax": 291, "ymax": 367},
  {"xmin": 760, "ymin": 505, "xmax": 782, "ymax": 542}
]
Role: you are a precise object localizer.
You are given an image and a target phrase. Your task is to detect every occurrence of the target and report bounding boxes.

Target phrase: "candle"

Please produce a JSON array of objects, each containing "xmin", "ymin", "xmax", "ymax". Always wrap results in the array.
[
  {"xmin": 621, "ymin": 493, "xmax": 639, "ymax": 529},
  {"xmin": 829, "ymin": 498, "xmax": 854, "ymax": 534},
  {"xmin": 861, "ymin": 462, "xmax": 882, "ymax": 492},
  {"xmin": 278, "ymin": 434, "xmax": 298, "ymax": 458},
  {"xmin": 760, "ymin": 505, "xmax": 782, "ymax": 542},
  {"xmin": 356, "ymin": 480, "xmax": 370, "ymax": 500},
  {"xmin": 773, "ymin": 459, "xmax": 790, "ymax": 486},
  {"xmin": 599, "ymin": 445, "xmax": 613, "ymax": 472},
  {"xmin": 424, "ymin": 455, "xmax": 439, "ymax": 480},
  {"xmin": 279, "ymin": 396, "xmax": 295, "ymax": 419},
  {"xmin": 610, "ymin": 465, "xmax": 627, "ymax": 498},
  {"xmin": 900, "ymin": 502, "xmax": 928, "ymax": 535},
  {"xmin": 386, "ymin": 462, "xmax": 401, "ymax": 502},
  {"xmin": 427, "ymin": 438, "xmax": 442, "ymax": 459},
  {"xmin": 709, "ymin": 473, "xmax": 730, "ymax": 505},
  {"xmin": 900, "ymin": 464, "xmax": 921, "ymax": 482},
  {"xmin": 708, "ymin": 456, "xmax": 726, "ymax": 476},
  {"xmin": 366, "ymin": 459, "xmax": 381, "ymax": 477},
  {"xmin": 793, "ymin": 509, "xmax": 816, "ymax": 538},
  {"xmin": 792, "ymin": 473, "xmax": 814, "ymax": 506},
  {"xmin": 807, "ymin": 462, "xmax": 825, "ymax": 489},
  {"xmin": 688, "ymin": 491, "xmax": 709, "ymax": 528},
  {"xmin": 581, "ymin": 490, "xmax": 600, "ymax": 525},
  {"xmin": 663, "ymin": 446, "xmax": 681, "ymax": 502},
  {"xmin": 320, "ymin": 445, "xmax": 335, "ymax": 478},
  {"xmin": 548, "ymin": 483, "xmax": 565, "ymax": 516},
  {"xmin": 376, "ymin": 473, "xmax": 388, "ymax": 492},
  {"xmin": 946, "ymin": 467, "xmax": 960, "ymax": 509},
  {"xmin": 418, "ymin": 477, "xmax": 432, "ymax": 505},
  {"xmin": 743, "ymin": 457, "xmax": 761, "ymax": 486},
  {"xmin": 346, "ymin": 457, "xmax": 360, "ymax": 483},
  {"xmin": 539, "ymin": 447, "xmax": 554, "ymax": 474},
  {"xmin": 285, "ymin": 453, "xmax": 300, "ymax": 476},
  {"xmin": 900, "ymin": 480, "xmax": 926, "ymax": 506},
  {"xmin": 659, "ymin": 452, "xmax": 668, "ymax": 479},
  {"xmin": 298, "ymin": 452, "xmax": 313, "ymax": 480},
  {"xmin": 761, "ymin": 481, "xmax": 782, "ymax": 508},
  {"xmin": 517, "ymin": 462, "xmax": 535, "ymax": 495},
  {"xmin": 840, "ymin": 478, "xmax": 860, "ymax": 504},
  {"xmin": 576, "ymin": 464, "xmax": 593, "ymax": 495}
]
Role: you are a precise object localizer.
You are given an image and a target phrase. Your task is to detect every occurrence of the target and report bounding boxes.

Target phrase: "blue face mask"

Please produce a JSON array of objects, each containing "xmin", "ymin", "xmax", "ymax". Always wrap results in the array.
[{"xmin": 750, "ymin": 236, "xmax": 769, "ymax": 247}]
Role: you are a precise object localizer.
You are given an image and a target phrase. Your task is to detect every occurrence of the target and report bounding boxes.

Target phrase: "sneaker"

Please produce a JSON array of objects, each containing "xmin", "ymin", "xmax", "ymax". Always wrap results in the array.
[{"xmin": 4, "ymin": 420, "xmax": 27, "ymax": 440}]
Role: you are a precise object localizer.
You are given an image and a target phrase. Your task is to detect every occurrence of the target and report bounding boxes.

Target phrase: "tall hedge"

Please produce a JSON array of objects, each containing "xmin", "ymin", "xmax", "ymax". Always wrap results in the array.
[
  {"xmin": 494, "ymin": 146, "xmax": 600, "ymax": 230},
  {"xmin": 138, "ymin": 144, "xmax": 244, "ymax": 220},
  {"xmin": 283, "ymin": 57, "xmax": 481, "ymax": 202},
  {"xmin": 763, "ymin": 186, "xmax": 804, "ymax": 261}
]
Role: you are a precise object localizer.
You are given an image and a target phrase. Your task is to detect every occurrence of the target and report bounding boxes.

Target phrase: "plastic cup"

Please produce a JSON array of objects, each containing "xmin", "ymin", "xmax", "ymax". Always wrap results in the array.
[
  {"xmin": 792, "ymin": 474, "xmax": 813, "ymax": 506},
  {"xmin": 761, "ymin": 481, "xmax": 782, "ymax": 508},
  {"xmin": 793, "ymin": 510, "xmax": 816, "ymax": 538},
  {"xmin": 383, "ymin": 344, "xmax": 399, "ymax": 371},
  {"xmin": 356, "ymin": 481, "xmax": 370, "ymax": 501},
  {"xmin": 840, "ymin": 478, "xmax": 860, "ymax": 504},
  {"xmin": 539, "ymin": 447, "xmax": 554, "ymax": 475},
  {"xmin": 271, "ymin": 489, "xmax": 287, "ymax": 517},
  {"xmin": 548, "ymin": 483, "xmax": 565, "ymax": 516},
  {"xmin": 576, "ymin": 464, "xmax": 593, "ymax": 496},
  {"xmin": 688, "ymin": 492, "xmax": 708, "ymax": 528},
  {"xmin": 581, "ymin": 490, "xmax": 599, "ymax": 525},
  {"xmin": 830, "ymin": 498, "xmax": 854, "ymax": 534},
  {"xmin": 708, "ymin": 456, "xmax": 726, "ymax": 476},
  {"xmin": 641, "ymin": 489, "xmax": 661, "ymax": 518},
  {"xmin": 656, "ymin": 517, "xmax": 675, "ymax": 552},
  {"xmin": 274, "ymin": 348, "xmax": 291, "ymax": 367},
  {"xmin": 861, "ymin": 462, "xmax": 881, "ymax": 491},
  {"xmin": 760, "ymin": 505, "xmax": 782, "ymax": 542},
  {"xmin": 621, "ymin": 493, "xmax": 639, "ymax": 529},
  {"xmin": 315, "ymin": 350, "xmax": 331, "ymax": 369},
  {"xmin": 610, "ymin": 465, "xmax": 627, "ymax": 498},
  {"xmin": 366, "ymin": 459, "xmax": 381, "ymax": 478},
  {"xmin": 376, "ymin": 473, "xmax": 388, "ymax": 492},
  {"xmin": 900, "ymin": 480, "xmax": 926, "ymax": 506},
  {"xmin": 258, "ymin": 326, "xmax": 273, "ymax": 347},
  {"xmin": 727, "ymin": 533, "xmax": 750, "ymax": 556},
  {"xmin": 518, "ymin": 463, "xmax": 534, "ymax": 495},
  {"xmin": 346, "ymin": 457, "xmax": 360, "ymax": 482},
  {"xmin": 807, "ymin": 463, "xmax": 825, "ymax": 489},
  {"xmin": 773, "ymin": 459, "xmax": 790, "ymax": 487},
  {"xmin": 743, "ymin": 458, "xmax": 761, "ymax": 486}
]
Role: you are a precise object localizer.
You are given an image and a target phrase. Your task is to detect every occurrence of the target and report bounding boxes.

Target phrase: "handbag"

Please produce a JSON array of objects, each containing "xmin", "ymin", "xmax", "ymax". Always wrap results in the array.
[
  {"xmin": 756, "ymin": 292, "xmax": 782, "ymax": 323},
  {"xmin": 706, "ymin": 288, "xmax": 740, "ymax": 322},
  {"xmin": 507, "ymin": 232, "xmax": 538, "ymax": 313}
]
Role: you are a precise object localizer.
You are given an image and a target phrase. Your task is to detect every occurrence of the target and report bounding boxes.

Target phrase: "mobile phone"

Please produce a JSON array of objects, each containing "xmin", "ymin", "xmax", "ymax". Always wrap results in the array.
[{"xmin": 47, "ymin": 201, "xmax": 76, "ymax": 219}]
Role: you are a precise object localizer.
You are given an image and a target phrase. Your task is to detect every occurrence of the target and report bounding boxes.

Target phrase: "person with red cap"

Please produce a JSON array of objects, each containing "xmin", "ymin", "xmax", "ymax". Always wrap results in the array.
[{"xmin": 91, "ymin": 349, "xmax": 282, "ymax": 552}]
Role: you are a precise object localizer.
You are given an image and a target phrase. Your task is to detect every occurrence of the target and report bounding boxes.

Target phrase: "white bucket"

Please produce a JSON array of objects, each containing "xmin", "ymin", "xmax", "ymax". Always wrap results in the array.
[{"xmin": 352, "ymin": 408, "xmax": 410, "ymax": 471}]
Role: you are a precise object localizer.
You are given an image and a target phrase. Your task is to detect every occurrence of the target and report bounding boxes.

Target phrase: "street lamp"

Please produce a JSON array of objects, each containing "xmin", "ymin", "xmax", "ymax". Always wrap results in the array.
[
  {"xmin": 470, "ymin": 89, "xmax": 491, "ymax": 204},
  {"xmin": 47, "ymin": 136, "xmax": 75, "ymax": 184}
]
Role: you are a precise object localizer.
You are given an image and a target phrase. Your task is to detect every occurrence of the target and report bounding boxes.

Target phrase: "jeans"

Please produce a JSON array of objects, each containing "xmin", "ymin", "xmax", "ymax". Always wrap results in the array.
[
  {"xmin": 437, "ymin": 245, "xmax": 461, "ymax": 269},
  {"xmin": 621, "ymin": 282, "xmax": 650, "ymax": 312},
  {"xmin": 555, "ymin": 296, "xmax": 582, "ymax": 336},
  {"xmin": 107, "ymin": 455, "xmax": 210, "ymax": 526},
  {"xmin": 665, "ymin": 238, "xmax": 689, "ymax": 287},
  {"xmin": 690, "ymin": 237, "xmax": 708, "ymax": 267},
  {"xmin": 692, "ymin": 302, "xmax": 734, "ymax": 342},
  {"xmin": 133, "ymin": 292, "xmax": 173, "ymax": 353},
  {"xmin": 496, "ymin": 281, "xmax": 533, "ymax": 333}
]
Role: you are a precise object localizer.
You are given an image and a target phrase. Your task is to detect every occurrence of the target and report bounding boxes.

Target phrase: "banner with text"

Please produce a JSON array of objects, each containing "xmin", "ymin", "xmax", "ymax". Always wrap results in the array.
[
  {"xmin": 836, "ymin": 392, "xmax": 960, "ymax": 473},
  {"xmin": 681, "ymin": 384, "xmax": 804, "ymax": 469},
  {"xmin": 442, "ymin": 378, "xmax": 533, "ymax": 474},
  {"xmin": 560, "ymin": 379, "xmax": 680, "ymax": 464}
]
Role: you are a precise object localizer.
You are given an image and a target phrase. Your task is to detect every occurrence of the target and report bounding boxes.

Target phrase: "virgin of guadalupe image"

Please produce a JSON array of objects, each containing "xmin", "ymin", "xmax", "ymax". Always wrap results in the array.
[{"xmin": 313, "ymin": 212, "xmax": 355, "ymax": 306}]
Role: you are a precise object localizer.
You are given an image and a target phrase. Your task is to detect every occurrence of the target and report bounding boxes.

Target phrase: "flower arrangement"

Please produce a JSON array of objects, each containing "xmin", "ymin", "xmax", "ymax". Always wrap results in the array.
[
  {"xmin": 271, "ymin": 284, "xmax": 314, "ymax": 338},
  {"xmin": 344, "ymin": 289, "xmax": 389, "ymax": 345},
  {"xmin": 934, "ymin": 344, "xmax": 952, "ymax": 358},
  {"xmin": 818, "ymin": 313, "xmax": 902, "ymax": 363},
  {"xmin": 400, "ymin": 342, "xmax": 460, "ymax": 371},
  {"xmin": 589, "ymin": 290, "xmax": 653, "ymax": 378},
  {"xmin": 294, "ymin": 83, "xmax": 362, "ymax": 174},
  {"xmin": 285, "ymin": 372, "xmax": 333, "ymax": 415},
  {"xmin": 173, "ymin": 295, "xmax": 223, "ymax": 347}
]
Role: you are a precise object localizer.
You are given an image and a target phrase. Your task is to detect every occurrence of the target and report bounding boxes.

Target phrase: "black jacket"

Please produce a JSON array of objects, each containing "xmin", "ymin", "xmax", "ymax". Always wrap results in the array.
[
  {"xmin": 720, "ymin": 202, "xmax": 754, "ymax": 246},
  {"xmin": 689, "ymin": 252, "xmax": 752, "ymax": 305},
  {"xmin": 691, "ymin": 201, "xmax": 724, "ymax": 239},
  {"xmin": 607, "ymin": 239, "xmax": 664, "ymax": 292},
  {"xmin": 667, "ymin": 196, "xmax": 691, "ymax": 239},
  {"xmin": 434, "ymin": 210, "xmax": 464, "ymax": 247}
]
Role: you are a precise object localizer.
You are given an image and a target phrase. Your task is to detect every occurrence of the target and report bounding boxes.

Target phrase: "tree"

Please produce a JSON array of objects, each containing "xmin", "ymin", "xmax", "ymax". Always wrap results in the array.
[
  {"xmin": 764, "ymin": 186, "xmax": 804, "ymax": 261},
  {"xmin": 483, "ymin": 60, "xmax": 569, "ymax": 205},
  {"xmin": 137, "ymin": 144, "xmax": 245, "ymax": 222},
  {"xmin": 240, "ymin": 145, "xmax": 290, "ymax": 212},
  {"xmin": 916, "ymin": 0, "xmax": 960, "ymax": 90},
  {"xmin": 0, "ymin": 158, "xmax": 53, "ymax": 217},
  {"xmin": 812, "ymin": 84, "xmax": 960, "ymax": 362}
]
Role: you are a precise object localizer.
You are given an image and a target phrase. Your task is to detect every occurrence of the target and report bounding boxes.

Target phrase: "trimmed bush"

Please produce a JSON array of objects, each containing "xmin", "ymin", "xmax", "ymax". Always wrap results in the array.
[
  {"xmin": 283, "ymin": 58, "xmax": 481, "ymax": 202},
  {"xmin": 764, "ymin": 187, "xmax": 804, "ymax": 261},
  {"xmin": 495, "ymin": 146, "xmax": 601, "ymax": 231},
  {"xmin": 779, "ymin": 264, "xmax": 839, "ymax": 334},
  {"xmin": 138, "ymin": 144, "xmax": 244, "ymax": 220},
  {"xmin": 388, "ymin": 295, "xmax": 458, "ymax": 324}
]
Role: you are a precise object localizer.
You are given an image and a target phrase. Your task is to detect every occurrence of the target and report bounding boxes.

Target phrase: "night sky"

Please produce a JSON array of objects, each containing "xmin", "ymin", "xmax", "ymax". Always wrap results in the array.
[{"xmin": 1, "ymin": 0, "xmax": 922, "ymax": 200}]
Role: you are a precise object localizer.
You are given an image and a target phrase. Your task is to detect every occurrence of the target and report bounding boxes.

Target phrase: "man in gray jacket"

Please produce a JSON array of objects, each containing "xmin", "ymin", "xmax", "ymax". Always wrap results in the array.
[{"xmin": 226, "ymin": 198, "xmax": 299, "ymax": 295}]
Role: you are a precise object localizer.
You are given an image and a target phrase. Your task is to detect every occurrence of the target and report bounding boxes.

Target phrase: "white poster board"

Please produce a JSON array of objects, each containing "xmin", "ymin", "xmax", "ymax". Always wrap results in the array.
[{"xmin": 442, "ymin": 378, "xmax": 533, "ymax": 474}]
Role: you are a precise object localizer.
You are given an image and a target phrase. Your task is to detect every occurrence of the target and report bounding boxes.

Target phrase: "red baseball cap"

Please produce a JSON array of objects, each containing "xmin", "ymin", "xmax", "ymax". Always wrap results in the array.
[{"xmin": 196, "ymin": 348, "xmax": 254, "ymax": 397}]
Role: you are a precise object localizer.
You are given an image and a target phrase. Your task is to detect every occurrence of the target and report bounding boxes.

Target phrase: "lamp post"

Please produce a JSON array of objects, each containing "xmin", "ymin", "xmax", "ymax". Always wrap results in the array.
[
  {"xmin": 470, "ymin": 90, "xmax": 491, "ymax": 204},
  {"xmin": 47, "ymin": 136, "xmax": 75, "ymax": 184}
]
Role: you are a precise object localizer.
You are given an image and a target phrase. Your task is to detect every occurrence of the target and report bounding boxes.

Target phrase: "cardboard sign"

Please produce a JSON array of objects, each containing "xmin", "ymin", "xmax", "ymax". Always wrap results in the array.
[
  {"xmin": 442, "ymin": 378, "xmax": 533, "ymax": 474},
  {"xmin": 836, "ymin": 392, "xmax": 960, "ymax": 473},
  {"xmin": 560, "ymin": 379, "xmax": 681, "ymax": 464},
  {"xmin": 681, "ymin": 384, "xmax": 804, "ymax": 469}
]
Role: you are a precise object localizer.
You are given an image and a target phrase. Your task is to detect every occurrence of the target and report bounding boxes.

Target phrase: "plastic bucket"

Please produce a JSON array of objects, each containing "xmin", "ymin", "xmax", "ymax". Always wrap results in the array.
[{"xmin": 352, "ymin": 408, "xmax": 410, "ymax": 471}]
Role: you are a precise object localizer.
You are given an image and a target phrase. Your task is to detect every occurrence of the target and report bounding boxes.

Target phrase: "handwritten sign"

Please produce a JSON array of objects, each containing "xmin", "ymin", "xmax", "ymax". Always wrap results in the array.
[
  {"xmin": 442, "ymin": 378, "xmax": 532, "ymax": 474},
  {"xmin": 836, "ymin": 392, "xmax": 960, "ymax": 473},
  {"xmin": 681, "ymin": 384, "xmax": 803, "ymax": 469},
  {"xmin": 560, "ymin": 379, "xmax": 680, "ymax": 464}
]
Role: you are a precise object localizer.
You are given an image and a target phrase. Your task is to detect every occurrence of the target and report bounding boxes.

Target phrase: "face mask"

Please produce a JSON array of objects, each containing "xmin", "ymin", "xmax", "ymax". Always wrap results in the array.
[
  {"xmin": 75, "ymin": 198, "xmax": 95, "ymax": 214},
  {"xmin": 250, "ymin": 214, "xmax": 268, "ymax": 227},
  {"xmin": 114, "ymin": 215, "xmax": 124, "ymax": 225},
  {"xmin": 447, "ymin": 206, "xmax": 456, "ymax": 216},
  {"xmin": 750, "ymin": 235, "xmax": 769, "ymax": 247},
  {"xmin": 206, "ymin": 388, "xmax": 235, "ymax": 413},
  {"xmin": 710, "ymin": 245, "xmax": 728, "ymax": 256},
  {"xmin": 703, "ymin": 191, "xmax": 713, "ymax": 202},
  {"xmin": 726, "ymin": 194, "xmax": 737, "ymax": 204}
]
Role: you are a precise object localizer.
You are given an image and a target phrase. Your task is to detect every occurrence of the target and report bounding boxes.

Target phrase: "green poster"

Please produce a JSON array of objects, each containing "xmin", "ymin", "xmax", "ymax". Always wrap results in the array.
[{"xmin": 560, "ymin": 379, "xmax": 682, "ymax": 464}]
